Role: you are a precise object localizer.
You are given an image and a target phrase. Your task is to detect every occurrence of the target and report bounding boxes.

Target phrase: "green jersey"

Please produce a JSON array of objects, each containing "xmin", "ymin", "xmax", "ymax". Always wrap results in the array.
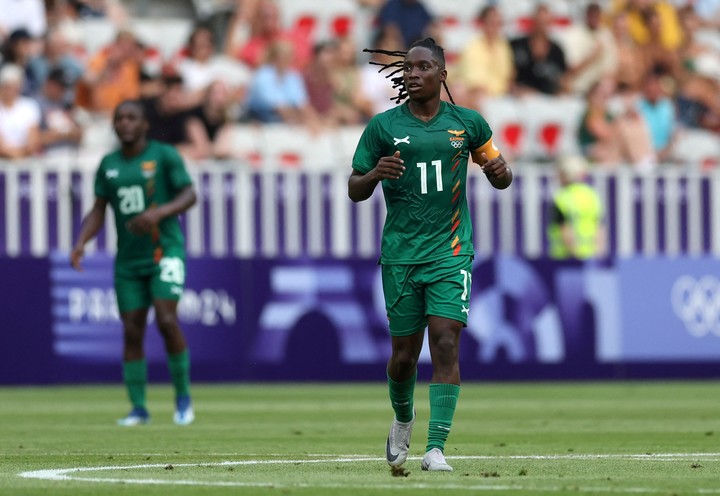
[
  {"xmin": 94, "ymin": 140, "xmax": 193, "ymax": 270},
  {"xmin": 352, "ymin": 101, "xmax": 493, "ymax": 264}
]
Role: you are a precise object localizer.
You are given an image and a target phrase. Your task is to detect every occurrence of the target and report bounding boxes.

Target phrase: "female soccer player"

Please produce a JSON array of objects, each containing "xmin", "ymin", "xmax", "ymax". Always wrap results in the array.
[
  {"xmin": 348, "ymin": 38, "xmax": 512, "ymax": 471},
  {"xmin": 71, "ymin": 100, "xmax": 197, "ymax": 426}
]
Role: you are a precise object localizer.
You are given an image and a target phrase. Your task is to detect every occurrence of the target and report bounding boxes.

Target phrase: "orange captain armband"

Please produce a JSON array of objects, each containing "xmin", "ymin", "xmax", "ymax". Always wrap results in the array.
[{"xmin": 471, "ymin": 138, "xmax": 501, "ymax": 164}]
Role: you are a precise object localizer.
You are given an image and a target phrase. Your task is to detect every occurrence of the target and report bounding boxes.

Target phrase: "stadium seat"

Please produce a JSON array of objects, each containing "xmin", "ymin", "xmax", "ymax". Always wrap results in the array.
[
  {"xmin": 278, "ymin": 0, "xmax": 358, "ymax": 41},
  {"xmin": 255, "ymin": 124, "xmax": 338, "ymax": 170},
  {"xmin": 231, "ymin": 125, "xmax": 265, "ymax": 168},
  {"xmin": 481, "ymin": 97, "xmax": 526, "ymax": 159},
  {"xmin": 518, "ymin": 95, "xmax": 583, "ymax": 159}
]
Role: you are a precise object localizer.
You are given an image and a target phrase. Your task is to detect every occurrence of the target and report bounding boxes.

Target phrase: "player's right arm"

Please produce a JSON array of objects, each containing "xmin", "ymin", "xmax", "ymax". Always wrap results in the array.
[
  {"xmin": 348, "ymin": 151, "xmax": 405, "ymax": 203},
  {"xmin": 70, "ymin": 197, "xmax": 108, "ymax": 271},
  {"xmin": 348, "ymin": 116, "xmax": 405, "ymax": 202}
]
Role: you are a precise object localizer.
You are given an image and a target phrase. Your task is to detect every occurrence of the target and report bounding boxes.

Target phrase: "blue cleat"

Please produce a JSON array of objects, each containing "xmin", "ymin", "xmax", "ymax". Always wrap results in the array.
[
  {"xmin": 174, "ymin": 395, "xmax": 194, "ymax": 425},
  {"xmin": 117, "ymin": 407, "xmax": 150, "ymax": 426}
]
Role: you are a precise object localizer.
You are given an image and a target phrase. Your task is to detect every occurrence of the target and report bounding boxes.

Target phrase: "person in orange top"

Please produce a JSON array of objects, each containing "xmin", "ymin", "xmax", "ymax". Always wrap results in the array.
[{"xmin": 79, "ymin": 30, "xmax": 141, "ymax": 113}]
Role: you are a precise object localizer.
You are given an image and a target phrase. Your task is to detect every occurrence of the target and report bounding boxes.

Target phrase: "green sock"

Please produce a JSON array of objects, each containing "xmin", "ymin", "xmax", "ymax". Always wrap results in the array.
[
  {"xmin": 167, "ymin": 349, "xmax": 191, "ymax": 398},
  {"xmin": 426, "ymin": 383, "xmax": 460, "ymax": 452},
  {"xmin": 122, "ymin": 359, "xmax": 147, "ymax": 410},
  {"xmin": 387, "ymin": 370, "xmax": 416, "ymax": 423}
]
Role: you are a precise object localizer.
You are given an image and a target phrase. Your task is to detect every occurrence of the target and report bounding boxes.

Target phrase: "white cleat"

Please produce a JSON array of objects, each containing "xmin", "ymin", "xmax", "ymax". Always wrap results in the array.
[
  {"xmin": 173, "ymin": 395, "xmax": 195, "ymax": 425},
  {"xmin": 117, "ymin": 408, "xmax": 150, "ymax": 427},
  {"xmin": 421, "ymin": 448, "xmax": 453, "ymax": 472},
  {"xmin": 385, "ymin": 410, "xmax": 415, "ymax": 467}
]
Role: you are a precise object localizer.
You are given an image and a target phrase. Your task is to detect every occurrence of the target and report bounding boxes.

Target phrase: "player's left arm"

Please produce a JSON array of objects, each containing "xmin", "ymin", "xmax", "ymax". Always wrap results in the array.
[{"xmin": 471, "ymin": 138, "xmax": 513, "ymax": 190}]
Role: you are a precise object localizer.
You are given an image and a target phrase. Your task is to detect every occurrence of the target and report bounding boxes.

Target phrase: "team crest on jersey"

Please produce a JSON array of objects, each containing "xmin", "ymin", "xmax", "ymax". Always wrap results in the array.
[
  {"xmin": 448, "ymin": 129, "xmax": 466, "ymax": 149},
  {"xmin": 141, "ymin": 161, "xmax": 157, "ymax": 178}
]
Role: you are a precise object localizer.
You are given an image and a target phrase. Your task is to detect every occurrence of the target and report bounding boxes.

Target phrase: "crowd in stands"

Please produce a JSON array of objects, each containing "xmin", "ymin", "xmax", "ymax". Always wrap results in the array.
[{"xmin": 0, "ymin": 0, "xmax": 718, "ymax": 168}]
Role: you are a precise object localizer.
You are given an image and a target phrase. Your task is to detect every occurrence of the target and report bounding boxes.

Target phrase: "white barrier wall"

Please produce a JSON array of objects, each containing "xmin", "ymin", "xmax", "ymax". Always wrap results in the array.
[{"xmin": 1, "ymin": 161, "xmax": 717, "ymax": 259}]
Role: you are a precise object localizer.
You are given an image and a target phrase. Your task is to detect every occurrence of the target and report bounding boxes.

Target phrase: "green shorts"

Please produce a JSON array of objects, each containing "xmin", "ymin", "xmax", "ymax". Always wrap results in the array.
[
  {"xmin": 114, "ymin": 256, "xmax": 186, "ymax": 313},
  {"xmin": 381, "ymin": 255, "xmax": 474, "ymax": 336}
]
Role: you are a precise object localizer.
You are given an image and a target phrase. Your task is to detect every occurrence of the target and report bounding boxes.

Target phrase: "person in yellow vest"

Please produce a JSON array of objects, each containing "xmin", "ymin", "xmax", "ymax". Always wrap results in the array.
[{"xmin": 547, "ymin": 155, "xmax": 605, "ymax": 259}]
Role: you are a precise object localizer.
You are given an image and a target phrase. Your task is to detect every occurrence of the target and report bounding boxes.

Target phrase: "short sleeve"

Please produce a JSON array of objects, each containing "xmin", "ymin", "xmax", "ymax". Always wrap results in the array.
[
  {"xmin": 163, "ymin": 145, "xmax": 193, "ymax": 191},
  {"xmin": 351, "ymin": 116, "xmax": 383, "ymax": 175},
  {"xmin": 94, "ymin": 158, "xmax": 109, "ymax": 199},
  {"xmin": 468, "ymin": 110, "xmax": 493, "ymax": 150}
]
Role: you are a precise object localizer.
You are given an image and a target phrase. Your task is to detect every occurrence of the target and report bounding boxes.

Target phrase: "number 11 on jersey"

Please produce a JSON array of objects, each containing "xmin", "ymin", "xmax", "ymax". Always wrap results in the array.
[{"xmin": 417, "ymin": 160, "xmax": 443, "ymax": 194}]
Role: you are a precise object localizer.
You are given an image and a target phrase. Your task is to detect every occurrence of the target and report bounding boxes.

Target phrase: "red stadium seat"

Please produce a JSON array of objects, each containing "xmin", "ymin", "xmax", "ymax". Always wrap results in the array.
[
  {"xmin": 279, "ymin": 152, "xmax": 302, "ymax": 168},
  {"xmin": 247, "ymin": 151, "xmax": 264, "ymax": 169},
  {"xmin": 295, "ymin": 15, "xmax": 318, "ymax": 35},
  {"xmin": 702, "ymin": 157, "xmax": 720, "ymax": 171},
  {"xmin": 502, "ymin": 123, "xmax": 525, "ymax": 156},
  {"xmin": 539, "ymin": 123, "xmax": 562, "ymax": 156},
  {"xmin": 332, "ymin": 15, "xmax": 353, "ymax": 37}
]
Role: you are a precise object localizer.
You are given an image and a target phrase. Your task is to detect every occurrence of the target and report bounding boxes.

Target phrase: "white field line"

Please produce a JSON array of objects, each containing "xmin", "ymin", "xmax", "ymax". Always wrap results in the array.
[{"xmin": 18, "ymin": 453, "xmax": 720, "ymax": 493}]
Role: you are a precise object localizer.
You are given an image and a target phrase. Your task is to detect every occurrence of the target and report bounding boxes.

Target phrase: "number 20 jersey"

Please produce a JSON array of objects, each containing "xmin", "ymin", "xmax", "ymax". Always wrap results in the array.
[
  {"xmin": 352, "ymin": 101, "xmax": 494, "ymax": 265},
  {"xmin": 94, "ymin": 140, "xmax": 193, "ymax": 271}
]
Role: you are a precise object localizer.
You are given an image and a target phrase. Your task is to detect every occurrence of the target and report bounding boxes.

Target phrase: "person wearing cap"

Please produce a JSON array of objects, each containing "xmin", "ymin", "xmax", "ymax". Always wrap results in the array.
[
  {"xmin": 547, "ymin": 155, "xmax": 605, "ymax": 259},
  {"xmin": 0, "ymin": 64, "xmax": 40, "ymax": 159}
]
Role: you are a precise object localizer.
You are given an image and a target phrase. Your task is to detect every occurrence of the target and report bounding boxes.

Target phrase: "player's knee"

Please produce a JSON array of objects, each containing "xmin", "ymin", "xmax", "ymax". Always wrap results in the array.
[
  {"xmin": 430, "ymin": 334, "xmax": 459, "ymax": 362},
  {"xmin": 155, "ymin": 313, "xmax": 179, "ymax": 335},
  {"xmin": 391, "ymin": 349, "xmax": 419, "ymax": 371}
]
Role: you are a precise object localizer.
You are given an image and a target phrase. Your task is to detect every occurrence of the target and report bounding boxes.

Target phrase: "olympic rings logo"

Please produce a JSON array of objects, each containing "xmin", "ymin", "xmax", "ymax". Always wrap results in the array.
[{"xmin": 671, "ymin": 275, "xmax": 720, "ymax": 338}]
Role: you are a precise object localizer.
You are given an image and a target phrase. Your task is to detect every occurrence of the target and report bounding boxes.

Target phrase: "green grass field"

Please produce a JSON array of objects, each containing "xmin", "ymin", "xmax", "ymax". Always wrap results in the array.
[{"xmin": 2, "ymin": 381, "xmax": 719, "ymax": 495}]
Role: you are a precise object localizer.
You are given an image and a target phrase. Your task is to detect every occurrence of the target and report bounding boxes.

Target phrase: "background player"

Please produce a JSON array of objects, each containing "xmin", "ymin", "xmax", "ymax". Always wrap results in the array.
[
  {"xmin": 348, "ymin": 38, "xmax": 512, "ymax": 472},
  {"xmin": 70, "ymin": 100, "xmax": 197, "ymax": 426}
]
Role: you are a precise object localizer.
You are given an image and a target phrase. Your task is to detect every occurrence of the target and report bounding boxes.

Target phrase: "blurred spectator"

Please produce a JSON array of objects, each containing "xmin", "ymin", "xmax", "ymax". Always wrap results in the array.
[
  {"xmin": 142, "ymin": 73, "xmax": 204, "ymax": 160},
  {"xmin": 511, "ymin": 4, "xmax": 568, "ymax": 95},
  {"xmin": 303, "ymin": 41, "xmax": 336, "ymax": 119},
  {"xmin": 1, "ymin": 29, "xmax": 42, "ymax": 97},
  {"xmin": 77, "ymin": 30, "xmax": 142, "ymax": 113},
  {"xmin": 640, "ymin": 9, "xmax": 682, "ymax": 79},
  {"xmin": 610, "ymin": 0, "xmax": 683, "ymax": 50},
  {"xmin": 455, "ymin": 5, "xmax": 514, "ymax": 104},
  {"xmin": 375, "ymin": 0, "xmax": 436, "ymax": 49},
  {"xmin": 356, "ymin": 26, "xmax": 404, "ymax": 119},
  {"xmin": 245, "ymin": 40, "xmax": 318, "ymax": 126},
  {"xmin": 225, "ymin": 0, "xmax": 312, "ymax": 69},
  {"xmin": 611, "ymin": 11, "xmax": 647, "ymax": 91},
  {"xmin": 676, "ymin": 52, "xmax": 720, "ymax": 132},
  {"xmin": 304, "ymin": 37, "xmax": 363, "ymax": 125},
  {"xmin": 578, "ymin": 78, "xmax": 655, "ymax": 168},
  {"xmin": 637, "ymin": 70, "xmax": 677, "ymax": 162},
  {"xmin": 186, "ymin": 80, "xmax": 238, "ymax": 160},
  {"xmin": 677, "ymin": 6, "xmax": 714, "ymax": 75},
  {"xmin": 174, "ymin": 24, "xmax": 250, "ymax": 108},
  {"xmin": 27, "ymin": 28, "xmax": 84, "ymax": 106},
  {"xmin": 37, "ymin": 67, "xmax": 82, "ymax": 155},
  {"xmin": 0, "ymin": 0, "xmax": 46, "ymax": 39},
  {"xmin": 562, "ymin": 3, "xmax": 618, "ymax": 95},
  {"xmin": 331, "ymin": 36, "xmax": 363, "ymax": 125},
  {"xmin": 0, "ymin": 64, "xmax": 40, "ymax": 159}
]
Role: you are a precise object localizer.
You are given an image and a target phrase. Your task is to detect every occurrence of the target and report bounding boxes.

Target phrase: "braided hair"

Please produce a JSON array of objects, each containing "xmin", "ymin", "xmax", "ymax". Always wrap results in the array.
[{"xmin": 363, "ymin": 37, "xmax": 455, "ymax": 105}]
